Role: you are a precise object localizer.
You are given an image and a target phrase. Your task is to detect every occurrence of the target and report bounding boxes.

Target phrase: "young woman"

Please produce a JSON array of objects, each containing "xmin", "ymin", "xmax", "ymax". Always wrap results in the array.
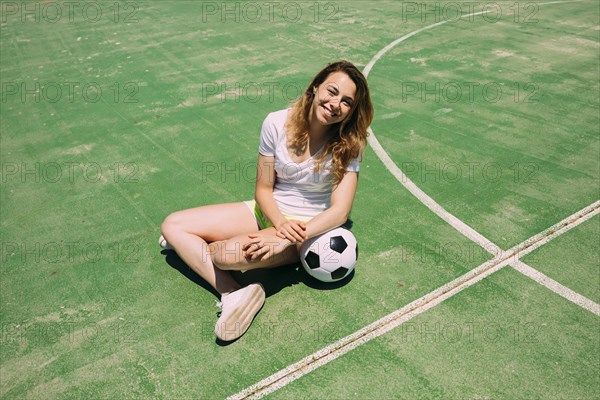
[{"xmin": 160, "ymin": 60, "xmax": 374, "ymax": 342}]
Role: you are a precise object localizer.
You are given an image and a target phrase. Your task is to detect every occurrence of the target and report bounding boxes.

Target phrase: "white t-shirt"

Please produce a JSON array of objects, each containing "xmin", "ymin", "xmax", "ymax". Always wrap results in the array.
[{"xmin": 258, "ymin": 108, "xmax": 360, "ymax": 219}]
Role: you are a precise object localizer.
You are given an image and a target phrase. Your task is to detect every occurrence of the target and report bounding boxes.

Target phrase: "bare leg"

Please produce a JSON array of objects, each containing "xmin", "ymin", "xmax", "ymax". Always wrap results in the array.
[
  {"xmin": 210, "ymin": 227, "xmax": 302, "ymax": 271},
  {"xmin": 160, "ymin": 202, "xmax": 260, "ymax": 296}
]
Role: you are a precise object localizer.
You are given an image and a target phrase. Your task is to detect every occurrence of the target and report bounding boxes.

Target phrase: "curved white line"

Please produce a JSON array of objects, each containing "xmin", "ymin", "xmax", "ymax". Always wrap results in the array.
[
  {"xmin": 228, "ymin": 1, "xmax": 598, "ymax": 398},
  {"xmin": 514, "ymin": 260, "xmax": 600, "ymax": 316},
  {"xmin": 362, "ymin": 0, "xmax": 592, "ymax": 252},
  {"xmin": 367, "ymin": 129, "xmax": 501, "ymax": 253},
  {"xmin": 228, "ymin": 202, "xmax": 599, "ymax": 400},
  {"xmin": 363, "ymin": 10, "xmax": 497, "ymax": 252}
]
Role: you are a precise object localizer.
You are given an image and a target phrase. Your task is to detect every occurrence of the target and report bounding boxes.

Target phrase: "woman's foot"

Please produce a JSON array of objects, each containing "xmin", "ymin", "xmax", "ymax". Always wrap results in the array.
[
  {"xmin": 214, "ymin": 283, "xmax": 266, "ymax": 342},
  {"xmin": 158, "ymin": 235, "xmax": 172, "ymax": 250}
]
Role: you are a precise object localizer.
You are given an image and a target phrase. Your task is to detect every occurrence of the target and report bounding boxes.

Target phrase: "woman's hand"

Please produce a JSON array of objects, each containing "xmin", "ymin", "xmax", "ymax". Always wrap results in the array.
[
  {"xmin": 274, "ymin": 220, "xmax": 307, "ymax": 243},
  {"xmin": 242, "ymin": 233, "xmax": 293, "ymax": 262}
]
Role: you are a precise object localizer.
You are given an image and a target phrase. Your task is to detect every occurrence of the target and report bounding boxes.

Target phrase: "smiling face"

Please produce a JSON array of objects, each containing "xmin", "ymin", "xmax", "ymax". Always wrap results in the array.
[{"xmin": 311, "ymin": 71, "xmax": 357, "ymax": 126}]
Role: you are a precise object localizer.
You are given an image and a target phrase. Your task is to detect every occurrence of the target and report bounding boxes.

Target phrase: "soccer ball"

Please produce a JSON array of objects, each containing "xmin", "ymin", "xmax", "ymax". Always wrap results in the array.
[{"xmin": 300, "ymin": 227, "xmax": 358, "ymax": 283}]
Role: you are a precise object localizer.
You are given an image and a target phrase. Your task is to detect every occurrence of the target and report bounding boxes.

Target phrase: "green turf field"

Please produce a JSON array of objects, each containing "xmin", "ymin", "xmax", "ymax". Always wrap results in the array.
[{"xmin": 1, "ymin": 1, "xmax": 599, "ymax": 399}]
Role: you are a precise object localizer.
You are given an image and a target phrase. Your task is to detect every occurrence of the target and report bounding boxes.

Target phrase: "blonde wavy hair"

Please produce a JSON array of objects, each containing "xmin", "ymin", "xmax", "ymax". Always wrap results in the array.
[{"xmin": 285, "ymin": 61, "xmax": 374, "ymax": 186}]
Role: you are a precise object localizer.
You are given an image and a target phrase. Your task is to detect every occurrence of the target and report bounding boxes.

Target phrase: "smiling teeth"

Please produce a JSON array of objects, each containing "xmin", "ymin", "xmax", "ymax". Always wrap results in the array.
[{"xmin": 323, "ymin": 106, "xmax": 336, "ymax": 116}]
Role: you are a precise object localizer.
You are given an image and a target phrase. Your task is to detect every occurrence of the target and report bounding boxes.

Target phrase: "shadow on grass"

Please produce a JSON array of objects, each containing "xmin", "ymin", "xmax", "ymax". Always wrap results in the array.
[
  {"xmin": 162, "ymin": 249, "xmax": 221, "ymax": 298},
  {"xmin": 161, "ymin": 249, "xmax": 354, "ymax": 346},
  {"xmin": 161, "ymin": 250, "xmax": 354, "ymax": 299}
]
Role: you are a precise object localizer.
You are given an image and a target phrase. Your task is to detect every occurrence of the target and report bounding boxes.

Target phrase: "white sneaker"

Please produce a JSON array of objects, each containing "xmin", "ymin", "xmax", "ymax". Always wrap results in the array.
[
  {"xmin": 158, "ymin": 235, "xmax": 172, "ymax": 250},
  {"xmin": 214, "ymin": 283, "xmax": 265, "ymax": 342}
]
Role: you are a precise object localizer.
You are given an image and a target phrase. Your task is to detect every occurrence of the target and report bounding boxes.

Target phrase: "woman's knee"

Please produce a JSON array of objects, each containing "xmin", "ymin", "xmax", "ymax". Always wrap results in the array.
[
  {"xmin": 209, "ymin": 240, "xmax": 244, "ymax": 270},
  {"xmin": 161, "ymin": 211, "xmax": 186, "ymax": 236}
]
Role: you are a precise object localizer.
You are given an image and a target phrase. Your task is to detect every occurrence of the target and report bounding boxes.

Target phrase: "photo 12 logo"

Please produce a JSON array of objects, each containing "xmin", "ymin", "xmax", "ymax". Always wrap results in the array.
[
  {"xmin": 400, "ymin": 81, "xmax": 539, "ymax": 104},
  {"xmin": 0, "ymin": 1, "xmax": 140, "ymax": 23},
  {"xmin": 400, "ymin": 2, "xmax": 539, "ymax": 24},
  {"xmin": 200, "ymin": 81, "xmax": 303, "ymax": 103},
  {"xmin": 1, "ymin": 241, "xmax": 140, "ymax": 265},
  {"xmin": 203, "ymin": 319, "xmax": 339, "ymax": 342},
  {"xmin": 1, "ymin": 82, "xmax": 140, "ymax": 104},
  {"xmin": 399, "ymin": 321, "xmax": 541, "ymax": 343},
  {"xmin": 400, "ymin": 162, "xmax": 540, "ymax": 184},
  {"xmin": 1, "ymin": 162, "xmax": 139, "ymax": 184},
  {"xmin": 1, "ymin": 320, "xmax": 139, "ymax": 346},
  {"xmin": 200, "ymin": 1, "xmax": 339, "ymax": 23}
]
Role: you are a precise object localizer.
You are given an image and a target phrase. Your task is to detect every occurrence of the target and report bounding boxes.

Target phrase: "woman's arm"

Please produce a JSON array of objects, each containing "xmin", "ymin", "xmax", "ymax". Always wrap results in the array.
[
  {"xmin": 254, "ymin": 154, "xmax": 307, "ymax": 242},
  {"xmin": 302, "ymin": 171, "xmax": 359, "ymax": 240},
  {"xmin": 254, "ymin": 154, "xmax": 285, "ymax": 226}
]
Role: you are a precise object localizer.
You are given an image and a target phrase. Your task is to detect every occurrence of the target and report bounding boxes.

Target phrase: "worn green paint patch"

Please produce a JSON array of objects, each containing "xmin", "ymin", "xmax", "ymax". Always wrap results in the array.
[{"xmin": 1, "ymin": 1, "xmax": 598, "ymax": 399}]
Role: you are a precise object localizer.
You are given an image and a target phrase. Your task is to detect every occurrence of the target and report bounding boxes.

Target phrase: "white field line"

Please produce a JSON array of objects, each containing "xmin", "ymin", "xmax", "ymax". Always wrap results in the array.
[
  {"xmin": 228, "ymin": 1, "xmax": 597, "ymax": 398},
  {"xmin": 507, "ymin": 200, "xmax": 600, "ymax": 258},
  {"xmin": 513, "ymin": 260, "xmax": 600, "ymax": 316},
  {"xmin": 363, "ymin": 0, "xmax": 599, "ymax": 311},
  {"xmin": 362, "ymin": 0, "xmax": 590, "ymax": 78},
  {"xmin": 509, "ymin": 201, "xmax": 600, "ymax": 316},
  {"xmin": 227, "ymin": 201, "xmax": 599, "ymax": 400},
  {"xmin": 227, "ymin": 255, "xmax": 508, "ymax": 400},
  {"xmin": 367, "ymin": 129, "xmax": 501, "ymax": 253},
  {"xmin": 363, "ymin": 0, "xmax": 588, "ymax": 78},
  {"xmin": 363, "ymin": 0, "xmax": 593, "ymax": 251}
]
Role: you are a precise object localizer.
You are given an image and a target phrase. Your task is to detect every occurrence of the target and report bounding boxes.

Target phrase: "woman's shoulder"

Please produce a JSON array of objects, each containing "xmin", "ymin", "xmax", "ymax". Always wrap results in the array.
[
  {"xmin": 260, "ymin": 108, "xmax": 291, "ymax": 147},
  {"xmin": 264, "ymin": 108, "xmax": 290, "ymax": 125},
  {"xmin": 262, "ymin": 108, "xmax": 291, "ymax": 137}
]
